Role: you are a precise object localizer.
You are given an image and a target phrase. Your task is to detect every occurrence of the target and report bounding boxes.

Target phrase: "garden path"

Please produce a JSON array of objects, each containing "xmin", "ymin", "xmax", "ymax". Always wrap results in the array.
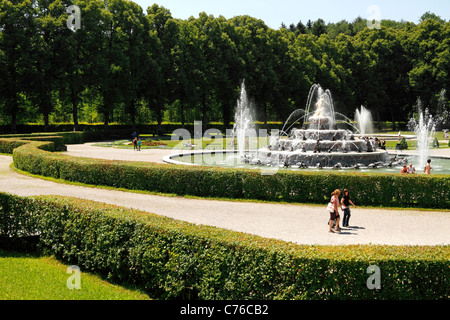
[{"xmin": 1, "ymin": 152, "xmax": 449, "ymax": 246}]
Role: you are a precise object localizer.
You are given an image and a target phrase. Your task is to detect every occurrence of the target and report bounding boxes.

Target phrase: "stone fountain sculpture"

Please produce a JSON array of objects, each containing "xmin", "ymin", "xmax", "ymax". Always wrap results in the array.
[{"xmin": 253, "ymin": 84, "xmax": 392, "ymax": 169}]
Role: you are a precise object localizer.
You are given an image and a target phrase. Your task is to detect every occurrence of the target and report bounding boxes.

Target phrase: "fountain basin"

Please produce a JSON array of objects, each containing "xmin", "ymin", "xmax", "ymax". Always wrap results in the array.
[
  {"xmin": 166, "ymin": 151, "xmax": 450, "ymax": 174},
  {"xmin": 257, "ymin": 149, "xmax": 390, "ymax": 167}
]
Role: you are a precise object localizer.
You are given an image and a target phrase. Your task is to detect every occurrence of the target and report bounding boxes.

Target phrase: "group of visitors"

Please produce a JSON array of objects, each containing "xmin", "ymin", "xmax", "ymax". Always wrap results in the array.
[
  {"xmin": 401, "ymin": 163, "xmax": 416, "ymax": 174},
  {"xmin": 374, "ymin": 137, "xmax": 387, "ymax": 150},
  {"xmin": 132, "ymin": 131, "xmax": 142, "ymax": 151},
  {"xmin": 401, "ymin": 159, "xmax": 433, "ymax": 175},
  {"xmin": 327, "ymin": 189, "xmax": 356, "ymax": 233}
]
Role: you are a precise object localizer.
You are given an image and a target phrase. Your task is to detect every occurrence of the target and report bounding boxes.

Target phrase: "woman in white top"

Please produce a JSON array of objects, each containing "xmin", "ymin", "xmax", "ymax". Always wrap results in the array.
[
  {"xmin": 407, "ymin": 164, "xmax": 416, "ymax": 174},
  {"xmin": 328, "ymin": 189, "xmax": 341, "ymax": 233}
]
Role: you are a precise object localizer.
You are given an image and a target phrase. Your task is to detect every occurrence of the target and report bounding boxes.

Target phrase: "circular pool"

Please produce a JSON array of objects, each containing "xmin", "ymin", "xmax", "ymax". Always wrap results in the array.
[{"xmin": 166, "ymin": 150, "xmax": 450, "ymax": 175}]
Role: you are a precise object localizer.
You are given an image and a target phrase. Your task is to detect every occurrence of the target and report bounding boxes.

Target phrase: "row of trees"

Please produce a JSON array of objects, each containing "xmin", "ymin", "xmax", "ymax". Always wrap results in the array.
[{"xmin": 1, "ymin": 0, "xmax": 449, "ymax": 133}]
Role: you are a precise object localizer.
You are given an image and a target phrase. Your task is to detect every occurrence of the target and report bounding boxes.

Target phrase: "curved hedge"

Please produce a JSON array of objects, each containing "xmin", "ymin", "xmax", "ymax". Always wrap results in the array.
[
  {"xmin": 1, "ymin": 192, "xmax": 449, "ymax": 300},
  {"xmin": 1, "ymin": 136, "xmax": 449, "ymax": 209},
  {"xmin": 0, "ymin": 131, "xmax": 84, "ymax": 145}
]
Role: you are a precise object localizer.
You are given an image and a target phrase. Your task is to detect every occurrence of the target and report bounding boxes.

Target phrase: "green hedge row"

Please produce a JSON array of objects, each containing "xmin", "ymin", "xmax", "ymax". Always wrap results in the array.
[
  {"xmin": 0, "ymin": 138, "xmax": 55, "ymax": 154},
  {"xmin": 1, "ymin": 134, "xmax": 449, "ymax": 209},
  {"xmin": 0, "ymin": 131, "xmax": 84, "ymax": 145},
  {"xmin": 1, "ymin": 192, "xmax": 448, "ymax": 300},
  {"xmin": 6, "ymin": 139, "xmax": 449, "ymax": 209}
]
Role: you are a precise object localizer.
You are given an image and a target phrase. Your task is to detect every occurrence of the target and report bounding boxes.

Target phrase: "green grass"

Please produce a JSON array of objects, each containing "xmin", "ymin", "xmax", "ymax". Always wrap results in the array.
[
  {"xmin": 92, "ymin": 132, "xmax": 450, "ymax": 151},
  {"xmin": 0, "ymin": 250, "xmax": 151, "ymax": 300},
  {"xmin": 93, "ymin": 135, "xmax": 271, "ymax": 150}
]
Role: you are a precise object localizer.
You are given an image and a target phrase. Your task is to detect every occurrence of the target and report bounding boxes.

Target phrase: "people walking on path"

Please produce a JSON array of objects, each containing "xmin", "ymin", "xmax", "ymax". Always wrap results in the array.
[
  {"xmin": 133, "ymin": 137, "xmax": 138, "ymax": 151},
  {"xmin": 341, "ymin": 189, "xmax": 356, "ymax": 227},
  {"xmin": 328, "ymin": 189, "xmax": 342, "ymax": 233}
]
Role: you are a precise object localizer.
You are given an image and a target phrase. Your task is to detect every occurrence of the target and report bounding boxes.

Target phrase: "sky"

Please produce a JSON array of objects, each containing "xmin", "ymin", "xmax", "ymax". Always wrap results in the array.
[{"xmin": 132, "ymin": 0, "xmax": 450, "ymax": 29}]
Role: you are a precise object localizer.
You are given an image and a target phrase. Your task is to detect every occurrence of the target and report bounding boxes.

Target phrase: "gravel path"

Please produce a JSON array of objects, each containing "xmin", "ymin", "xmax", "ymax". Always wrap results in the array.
[
  {"xmin": 1, "ymin": 148, "xmax": 449, "ymax": 246},
  {"xmin": 64, "ymin": 142, "xmax": 175, "ymax": 164}
]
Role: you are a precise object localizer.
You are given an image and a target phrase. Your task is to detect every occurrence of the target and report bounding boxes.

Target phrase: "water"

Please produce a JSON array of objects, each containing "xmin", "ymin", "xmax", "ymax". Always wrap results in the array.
[
  {"xmin": 415, "ymin": 111, "xmax": 436, "ymax": 170},
  {"xmin": 281, "ymin": 109, "xmax": 306, "ymax": 135},
  {"xmin": 172, "ymin": 152, "xmax": 450, "ymax": 174},
  {"xmin": 305, "ymin": 84, "xmax": 335, "ymax": 130},
  {"xmin": 233, "ymin": 81, "xmax": 256, "ymax": 158},
  {"xmin": 355, "ymin": 106, "xmax": 374, "ymax": 137}
]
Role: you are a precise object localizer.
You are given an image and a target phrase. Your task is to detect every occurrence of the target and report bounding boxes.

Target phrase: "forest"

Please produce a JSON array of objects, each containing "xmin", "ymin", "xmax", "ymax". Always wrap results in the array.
[{"xmin": 0, "ymin": 0, "xmax": 449, "ymax": 133}]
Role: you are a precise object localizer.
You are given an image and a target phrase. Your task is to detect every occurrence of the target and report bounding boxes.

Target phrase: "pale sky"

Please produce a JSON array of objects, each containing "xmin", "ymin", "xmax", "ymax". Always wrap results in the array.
[{"xmin": 132, "ymin": 0, "xmax": 450, "ymax": 29}]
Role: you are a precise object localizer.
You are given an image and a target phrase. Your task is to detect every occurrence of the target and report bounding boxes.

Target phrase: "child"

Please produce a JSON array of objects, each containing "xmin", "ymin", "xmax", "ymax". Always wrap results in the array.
[{"xmin": 138, "ymin": 138, "xmax": 142, "ymax": 151}]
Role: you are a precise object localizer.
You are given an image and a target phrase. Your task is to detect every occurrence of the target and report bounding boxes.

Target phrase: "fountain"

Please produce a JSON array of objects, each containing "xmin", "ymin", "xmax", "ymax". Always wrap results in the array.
[
  {"xmin": 410, "ymin": 103, "xmax": 436, "ymax": 170},
  {"xmin": 233, "ymin": 81, "xmax": 256, "ymax": 159},
  {"xmin": 355, "ymin": 106, "xmax": 374, "ymax": 137},
  {"xmin": 167, "ymin": 83, "xmax": 450, "ymax": 173},
  {"xmin": 251, "ymin": 84, "xmax": 391, "ymax": 168}
]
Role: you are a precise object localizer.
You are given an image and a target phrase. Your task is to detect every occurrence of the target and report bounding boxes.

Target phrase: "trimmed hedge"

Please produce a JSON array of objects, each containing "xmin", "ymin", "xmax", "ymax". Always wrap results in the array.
[
  {"xmin": 4, "ymin": 138, "xmax": 449, "ymax": 209},
  {"xmin": 0, "ymin": 131, "xmax": 84, "ymax": 145},
  {"xmin": 0, "ymin": 138, "xmax": 55, "ymax": 154},
  {"xmin": 1, "ymin": 134, "xmax": 449, "ymax": 209},
  {"xmin": 0, "ymin": 192, "xmax": 449, "ymax": 300}
]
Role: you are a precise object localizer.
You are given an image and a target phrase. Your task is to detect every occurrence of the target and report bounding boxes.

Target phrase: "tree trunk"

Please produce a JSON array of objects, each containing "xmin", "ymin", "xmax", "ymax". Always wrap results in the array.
[
  {"xmin": 103, "ymin": 92, "xmax": 112, "ymax": 129},
  {"xmin": 180, "ymin": 100, "xmax": 185, "ymax": 128},
  {"xmin": 157, "ymin": 108, "xmax": 163, "ymax": 136},
  {"xmin": 72, "ymin": 88, "xmax": 79, "ymax": 131},
  {"xmin": 376, "ymin": 111, "xmax": 381, "ymax": 131},
  {"xmin": 202, "ymin": 94, "xmax": 208, "ymax": 131},
  {"xmin": 11, "ymin": 112, "xmax": 17, "ymax": 134},
  {"xmin": 261, "ymin": 102, "xmax": 268, "ymax": 130},
  {"xmin": 390, "ymin": 108, "xmax": 396, "ymax": 131},
  {"xmin": 130, "ymin": 99, "xmax": 137, "ymax": 132},
  {"xmin": 104, "ymin": 111, "xmax": 110, "ymax": 128},
  {"xmin": 222, "ymin": 100, "xmax": 231, "ymax": 127},
  {"xmin": 43, "ymin": 112, "xmax": 49, "ymax": 132}
]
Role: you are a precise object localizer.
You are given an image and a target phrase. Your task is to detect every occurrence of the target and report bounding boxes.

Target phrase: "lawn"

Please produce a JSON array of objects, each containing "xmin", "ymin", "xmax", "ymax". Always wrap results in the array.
[
  {"xmin": 94, "ymin": 132, "xmax": 450, "ymax": 151},
  {"xmin": 0, "ymin": 250, "xmax": 150, "ymax": 300},
  {"xmin": 380, "ymin": 131, "xmax": 449, "ymax": 149},
  {"xmin": 94, "ymin": 134, "xmax": 271, "ymax": 150}
]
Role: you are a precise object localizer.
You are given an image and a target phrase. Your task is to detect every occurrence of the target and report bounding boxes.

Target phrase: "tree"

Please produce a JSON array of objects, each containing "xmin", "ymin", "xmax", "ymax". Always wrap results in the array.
[
  {"xmin": 31, "ymin": 0, "xmax": 72, "ymax": 131},
  {"xmin": 434, "ymin": 23, "xmax": 450, "ymax": 104},
  {"xmin": 60, "ymin": 0, "xmax": 104, "ymax": 131},
  {"xmin": 231, "ymin": 16, "xmax": 277, "ymax": 126},
  {"xmin": 147, "ymin": 4, "xmax": 179, "ymax": 134},
  {"xmin": 420, "ymin": 12, "xmax": 445, "ymax": 24},
  {"xmin": 296, "ymin": 21, "xmax": 307, "ymax": 34},
  {"xmin": 403, "ymin": 19, "xmax": 445, "ymax": 113},
  {"xmin": 107, "ymin": 0, "xmax": 161, "ymax": 131},
  {"xmin": 312, "ymin": 19, "xmax": 327, "ymax": 36},
  {"xmin": 0, "ymin": 0, "xmax": 36, "ymax": 132}
]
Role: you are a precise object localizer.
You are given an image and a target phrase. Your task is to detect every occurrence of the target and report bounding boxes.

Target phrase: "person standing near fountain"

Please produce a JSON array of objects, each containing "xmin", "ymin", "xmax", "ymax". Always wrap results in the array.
[
  {"xmin": 328, "ymin": 190, "xmax": 342, "ymax": 233},
  {"xmin": 424, "ymin": 159, "xmax": 433, "ymax": 175}
]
